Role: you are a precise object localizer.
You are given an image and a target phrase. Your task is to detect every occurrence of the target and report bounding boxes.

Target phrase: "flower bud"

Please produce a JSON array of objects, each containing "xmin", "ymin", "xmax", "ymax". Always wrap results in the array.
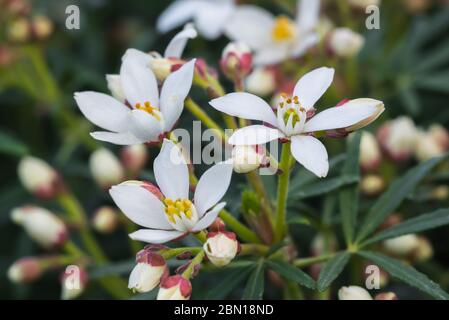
[
  {"xmin": 428, "ymin": 124, "xmax": 449, "ymax": 151},
  {"xmin": 329, "ymin": 28, "xmax": 365, "ymax": 58},
  {"xmin": 92, "ymin": 206, "xmax": 119, "ymax": 234},
  {"xmin": 204, "ymin": 232, "xmax": 239, "ymax": 267},
  {"xmin": 129, "ymin": 250, "xmax": 168, "ymax": 293},
  {"xmin": 61, "ymin": 266, "xmax": 88, "ymax": 300},
  {"xmin": 106, "ymin": 74, "xmax": 126, "ymax": 103},
  {"xmin": 220, "ymin": 42, "xmax": 253, "ymax": 81},
  {"xmin": 338, "ymin": 286, "xmax": 373, "ymax": 300},
  {"xmin": 89, "ymin": 148, "xmax": 125, "ymax": 189},
  {"xmin": 343, "ymin": 99, "xmax": 385, "ymax": 132},
  {"xmin": 383, "ymin": 234, "xmax": 420, "ymax": 256},
  {"xmin": 377, "ymin": 116, "xmax": 418, "ymax": 162},
  {"xmin": 208, "ymin": 217, "xmax": 226, "ymax": 232},
  {"xmin": 7, "ymin": 18, "xmax": 30, "ymax": 42},
  {"xmin": 348, "ymin": 0, "xmax": 381, "ymax": 9},
  {"xmin": 11, "ymin": 206, "xmax": 68, "ymax": 249},
  {"xmin": 157, "ymin": 275, "xmax": 192, "ymax": 300},
  {"xmin": 0, "ymin": 45, "xmax": 14, "ymax": 67},
  {"xmin": 375, "ymin": 292, "xmax": 398, "ymax": 300},
  {"xmin": 232, "ymin": 145, "xmax": 266, "ymax": 173},
  {"xmin": 405, "ymin": 0, "xmax": 430, "ymax": 13},
  {"xmin": 361, "ymin": 174, "xmax": 385, "ymax": 196},
  {"xmin": 31, "ymin": 15, "xmax": 53, "ymax": 39},
  {"xmin": 415, "ymin": 130, "xmax": 445, "ymax": 162},
  {"xmin": 121, "ymin": 144, "xmax": 148, "ymax": 177},
  {"xmin": 412, "ymin": 236, "xmax": 433, "ymax": 263},
  {"xmin": 360, "ymin": 131, "xmax": 381, "ymax": 172},
  {"xmin": 245, "ymin": 67, "xmax": 276, "ymax": 96},
  {"xmin": 5, "ymin": 0, "xmax": 31, "ymax": 15},
  {"xmin": 431, "ymin": 185, "xmax": 449, "ymax": 201},
  {"xmin": 18, "ymin": 156, "xmax": 63, "ymax": 199},
  {"xmin": 8, "ymin": 257, "xmax": 43, "ymax": 284},
  {"xmin": 149, "ymin": 56, "xmax": 181, "ymax": 82}
]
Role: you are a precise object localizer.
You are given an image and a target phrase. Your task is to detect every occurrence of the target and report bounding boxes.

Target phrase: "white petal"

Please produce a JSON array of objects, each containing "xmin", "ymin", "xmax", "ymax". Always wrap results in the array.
[
  {"xmin": 297, "ymin": 0, "xmax": 320, "ymax": 31},
  {"xmin": 229, "ymin": 125, "xmax": 285, "ymax": 146},
  {"xmin": 160, "ymin": 59, "xmax": 196, "ymax": 131},
  {"xmin": 290, "ymin": 135, "xmax": 329, "ymax": 177},
  {"xmin": 74, "ymin": 92, "xmax": 129, "ymax": 132},
  {"xmin": 253, "ymin": 45, "xmax": 290, "ymax": 66},
  {"xmin": 164, "ymin": 24, "xmax": 197, "ymax": 58},
  {"xmin": 120, "ymin": 50, "xmax": 159, "ymax": 108},
  {"xmin": 209, "ymin": 93, "xmax": 278, "ymax": 127},
  {"xmin": 303, "ymin": 98, "xmax": 384, "ymax": 133},
  {"xmin": 291, "ymin": 33, "xmax": 319, "ymax": 58},
  {"xmin": 129, "ymin": 229, "xmax": 184, "ymax": 244},
  {"xmin": 129, "ymin": 110, "xmax": 163, "ymax": 143},
  {"xmin": 194, "ymin": 0, "xmax": 235, "ymax": 39},
  {"xmin": 293, "ymin": 67, "xmax": 334, "ymax": 109},
  {"xmin": 194, "ymin": 161, "xmax": 233, "ymax": 216},
  {"xmin": 109, "ymin": 183, "xmax": 172, "ymax": 229},
  {"xmin": 191, "ymin": 202, "xmax": 226, "ymax": 232},
  {"xmin": 156, "ymin": 0, "xmax": 202, "ymax": 33},
  {"xmin": 90, "ymin": 131, "xmax": 143, "ymax": 145},
  {"xmin": 224, "ymin": 5, "xmax": 274, "ymax": 49},
  {"xmin": 154, "ymin": 139, "xmax": 189, "ymax": 199}
]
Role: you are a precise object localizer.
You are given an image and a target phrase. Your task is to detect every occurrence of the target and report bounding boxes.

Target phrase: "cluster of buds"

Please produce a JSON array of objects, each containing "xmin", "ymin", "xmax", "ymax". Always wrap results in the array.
[
  {"xmin": 328, "ymin": 28, "xmax": 365, "ymax": 58},
  {"xmin": 91, "ymin": 206, "xmax": 120, "ymax": 234},
  {"xmin": 338, "ymin": 285, "xmax": 397, "ymax": 300},
  {"xmin": 203, "ymin": 231, "xmax": 240, "ymax": 267},
  {"xmin": 11, "ymin": 206, "xmax": 68, "ymax": 249},
  {"xmin": 220, "ymin": 42, "xmax": 253, "ymax": 83}
]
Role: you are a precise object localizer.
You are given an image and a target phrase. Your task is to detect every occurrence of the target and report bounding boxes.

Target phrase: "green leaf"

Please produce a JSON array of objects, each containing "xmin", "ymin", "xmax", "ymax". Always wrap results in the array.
[
  {"xmin": 317, "ymin": 252, "xmax": 351, "ymax": 292},
  {"xmin": 242, "ymin": 259, "xmax": 265, "ymax": 300},
  {"xmin": 89, "ymin": 260, "xmax": 135, "ymax": 279},
  {"xmin": 362, "ymin": 208, "xmax": 449, "ymax": 246},
  {"xmin": 0, "ymin": 130, "xmax": 29, "ymax": 157},
  {"xmin": 398, "ymin": 87, "xmax": 420, "ymax": 115},
  {"xmin": 290, "ymin": 175, "xmax": 359, "ymax": 200},
  {"xmin": 340, "ymin": 132, "xmax": 361, "ymax": 244},
  {"xmin": 415, "ymin": 72, "xmax": 449, "ymax": 94},
  {"xmin": 358, "ymin": 251, "xmax": 449, "ymax": 300},
  {"xmin": 356, "ymin": 155, "xmax": 448, "ymax": 242},
  {"xmin": 205, "ymin": 267, "xmax": 253, "ymax": 300},
  {"xmin": 266, "ymin": 260, "xmax": 315, "ymax": 289}
]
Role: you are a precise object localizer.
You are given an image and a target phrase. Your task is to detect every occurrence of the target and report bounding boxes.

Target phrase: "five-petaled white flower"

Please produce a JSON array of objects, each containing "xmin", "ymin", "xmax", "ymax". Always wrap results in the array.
[
  {"xmin": 210, "ymin": 67, "xmax": 385, "ymax": 177},
  {"xmin": 110, "ymin": 139, "xmax": 233, "ymax": 244},
  {"xmin": 157, "ymin": 0, "xmax": 235, "ymax": 40},
  {"xmin": 224, "ymin": 0, "xmax": 320, "ymax": 65},
  {"xmin": 74, "ymin": 50, "xmax": 196, "ymax": 145}
]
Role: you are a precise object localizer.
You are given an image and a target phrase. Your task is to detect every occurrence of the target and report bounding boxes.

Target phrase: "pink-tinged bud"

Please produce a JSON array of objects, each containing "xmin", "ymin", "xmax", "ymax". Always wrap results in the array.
[
  {"xmin": 89, "ymin": 148, "xmax": 125, "ymax": 189},
  {"xmin": 361, "ymin": 174, "xmax": 385, "ymax": 196},
  {"xmin": 328, "ymin": 28, "xmax": 365, "ymax": 58},
  {"xmin": 5, "ymin": 0, "xmax": 31, "ymax": 15},
  {"xmin": 60, "ymin": 266, "xmax": 88, "ymax": 300},
  {"xmin": 157, "ymin": 275, "xmax": 192, "ymax": 300},
  {"xmin": 149, "ymin": 54, "xmax": 184, "ymax": 82},
  {"xmin": 231, "ymin": 145, "xmax": 266, "ymax": 173},
  {"xmin": 380, "ymin": 213, "xmax": 402, "ymax": 230},
  {"xmin": 360, "ymin": 131, "xmax": 382, "ymax": 172},
  {"xmin": 428, "ymin": 124, "xmax": 449, "ymax": 151},
  {"xmin": 415, "ymin": 130, "xmax": 445, "ymax": 162},
  {"xmin": 204, "ymin": 232, "xmax": 239, "ymax": 267},
  {"xmin": 0, "ymin": 45, "xmax": 14, "ymax": 66},
  {"xmin": 129, "ymin": 250, "xmax": 168, "ymax": 293},
  {"xmin": 92, "ymin": 206, "xmax": 119, "ymax": 234},
  {"xmin": 383, "ymin": 234, "xmax": 420, "ymax": 256},
  {"xmin": 245, "ymin": 67, "xmax": 276, "ymax": 96},
  {"xmin": 220, "ymin": 42, "xmax": 253, "ymax": 81},
  {"xmin": 121, "ymin": 144, "xmax": 148, "ymax": 177},
  {"xmin": 31, "ymin": 15, "xmax": 53, "ymax": 39},
  {"xmin": 375, "ymin": 292, "xmax": 398, "ymax": 300},
  {"xmin": 348, "ymin": 0, "xmax": 380, "ymax": 9},
  {"xmin": 7, "ymin": 18, "xmax": 30, "ymax": 42},
  {"xmin": 106, "ymin": 74, "xmax": 126, "ymax": 103},
  {"xmin": 208, "ymin": 217, "xmax": 226, "ymax": 232},
  {"xmin": 377, "ymin": 116, "xmax": 418, "ymax": 162},
  {"xmin": 11, "ymin": 206, "xmax": 68, "ymax": 249},
  {"xmin": 7, "ymin": 257, "xmax": 43, "ymax": 283},
  {"xmin": 338, "ymin": 286, "xmax": 373, "ymax": 300},
  {"xmin": 18, "ymin": 156, "xmax": 63, "ymax": 199}
]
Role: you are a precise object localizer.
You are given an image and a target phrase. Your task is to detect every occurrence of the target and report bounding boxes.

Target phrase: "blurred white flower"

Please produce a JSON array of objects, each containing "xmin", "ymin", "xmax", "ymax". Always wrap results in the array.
[
  {"xmin": 89, "ymin": 148, "xmax": 125, "ymax": 189},
  {"xmin": 121, "ymin": 144, "xmax": 148, "ymax": 176},
  {"xmin": 329, "ymin": 27, "xmax": 364, "ymax": 58},
  {"xmin": 359, "ymin": 131, "xmax": 381, "ymax": 171},
  {"xmin": 8, "ymin": 257, "xmax": 43, "ymax": 284},
  {"xmin": 245, "ymin": 67, "xmax": 276, "ymax": 96},
  {"xmin": 224, "ymin": 0, "xmax": 320, "ymax": 65},
  {"xmin": 415, "ymin": 130, "xmax": 445, "ymax": 162},
  {"xmin": 92, "ymin": 206, "xmax": 119, "ymax": 234},
  {"xmin": 338, "ymin": 286, "xmax": 373, "ymax": 300},
  {"xmin": 210, "ymin": 67, "xmax": 384, "ymax": 177},
  {"xmin": 383, "ymin": 234, "xmax": 420, "ymax": 256},
  {"xmin": 110, "ymin": 139, "xmax": 233, "ymax": 244}
]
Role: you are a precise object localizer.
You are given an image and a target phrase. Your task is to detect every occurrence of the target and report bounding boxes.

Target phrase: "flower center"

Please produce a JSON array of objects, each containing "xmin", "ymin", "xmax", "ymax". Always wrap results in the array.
[
  {"xmin": 272, "ymin": 16, "xmax": 296, "ymax": 42},
  {"xmin": 163, "ymin": 198, "xmax": 198, "ymax": 231},
  {"xmin": 135, "ymin": 101, "xmax": 161, "ymax": 121},
  {"xmin": 277, "ymin": 94, "xmax": 306, "ymax": 136}
]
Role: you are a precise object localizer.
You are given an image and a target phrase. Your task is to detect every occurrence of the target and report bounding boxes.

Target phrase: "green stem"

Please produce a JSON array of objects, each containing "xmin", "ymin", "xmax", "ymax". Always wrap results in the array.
[
  {"xmin": 240, "ymin": 244, "xmax": 269, "ymax": 256},
  {"xmin": 194, "ymin": 231, "xmax": 208, "ymax": 244},
  {"xmin": 160, "ymin": 247, "xmax": 202, "ymax": 260},
  {"xmin": 274, "ymin": 142, "xmax": 292, "ymax": 242},
  {"xmin": 293, "ymin": 253, "xmax": 337, "ymax": 268},
  {"xmin": 182, "ymin": 250, "xmax": 206, "ymax": 279},
  {"xmin": 219, "ymin": 210, "xmax": 262, "ymax": 244},
  {"xmin": 184, "ymin": 98, "xmax": 226, "ymax": 141}
]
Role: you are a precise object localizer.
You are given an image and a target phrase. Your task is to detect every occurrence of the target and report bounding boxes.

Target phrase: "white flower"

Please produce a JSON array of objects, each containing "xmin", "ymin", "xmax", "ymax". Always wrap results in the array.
[
  {"xmin": 210, "ymin": 67, "xmax": 384, "ymax": 177},
  {"xmin": 157, "ymin": 0, "xmax": 235, "ymax": 40},
  {"xmin": 378, "ymin": 116, "xmax": 418, "ymax": 162},
  {"xmin": 74, "ymin": 52, "xmax": 196, "ymax": 146},
  {"xmin": 338, "ymin": 286, "xmax": 373, "ymax": 300},
  {"xmin": 203, "ymin": 232, "xmax": 239, "ymax": 267},
  {"xmin": 359, "ymin": 131, "xmax": 381, "ymax": 171},
  {"xmin": 109, "ymin": 139, "xmax": 233, "ymax": 244},
  {"xmin": 224, "ymin": 0, "xmax": 321, "ymax": 65},
  {"xmin": 89, "ymin": 148, "xmax": 125, "ymax": 188},
  {"xmin": 245, "ymin": 67, "xmax": 276, "ymax": 96},
  {"xmin": 329, "ymin": 27, "xmax": 365, "ymax": 58}
]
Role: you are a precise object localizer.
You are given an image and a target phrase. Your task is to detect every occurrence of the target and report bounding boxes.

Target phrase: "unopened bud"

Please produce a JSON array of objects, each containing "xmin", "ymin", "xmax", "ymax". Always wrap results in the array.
[
  {"xmin": 375, "ymin": 292, "xmax": 398, "ymax": 300},
  {"xmin": 8, "ymin": 257, "xmax": 43, "ymax": 283},
  {"xmin": 361, "ymin": 174, "xmax": 385, "ymax": 196},
  {"xmin": 412, "ymin": 236, "xmax": 433, "ymax": 263},
  {"xmin": 208, "ymin": 217, "xmax": 226, "ymax": 232},
  {"xmin": 430, "ymin": 185, "xmax": 449, "ymax": 201},
  {"xmin": 7, "ymin": 18, "xmax": 30, "ymax": 42},
  {"xmin": 89, "ymin": 148, "xmax": 125, "ymax": 189},
  {"xmin": 31, "ymin": 15, "xmax": 53, "ymax": 39},
  {"xmin": 415, "ymin": 130, "xmax": 445, "ymax": 162},
  {"xmin": 61, "ymin": 266, "xmax": 88, "ymax": 300},
  {"xmin": 121, "ymin": 144, "xmax": 148, "ymax": 177},
  {"xmin": 129, "ymin": 250, "xmax": 168, "ymax": 293},
  {"xmin": 343, "ymin": 99, "xmax": 385, "ymax": 132},
  {"xmin": 360, "ymin": 131, "xmax": 381, "ymax": 172},
  {"xmin": 338, "ymin": 286, "xmax": 373, "ymax": 300},
  {"xmin": 149, "ymin": 55, "xmax": 182, "ymax": 82},
  {"xmin": 18, "ymin": 156, "xmax": 63, "ymax": 199},
  {"xmin": 204, "ymin": 232, "xmax": 239, "ymax": 267},
  {"xmin": 245, "ymin": 67, "xmax": 276, "ymax": 96},
  {"xmin": 157, "ymin": 275, "xmax": 192, "ymax": 300},
  {"xmin": 220, "ymin": 42, "xmax": 253, "ymax": 81},
  {"xmin": 329, "ymin": 28, "xmax": 365, "ymax": 58},
  {"xmin": 383, "ymin": 234, "xmax": 420, "ymax": 256},
  {"xmin": 0, "ymin": 45, "xmax": 14, "ymax": 66},
  {"xmin": 11, "ymin": 206, "xmax": 68, "ymax": 249},
  {"xmin": 232, "ymin": 145, "xmax": 266, "ymax": 173},
  {"xmin": 428, "ymin": 124, "xmax": 449, "ymax": 151},
  {"xmin": 106, "ymin": 74, "xmax": 126, "ymax": 103},
  {"xmin": 92, "ymin": 206, "xmax": 119, "ymax": 234}
]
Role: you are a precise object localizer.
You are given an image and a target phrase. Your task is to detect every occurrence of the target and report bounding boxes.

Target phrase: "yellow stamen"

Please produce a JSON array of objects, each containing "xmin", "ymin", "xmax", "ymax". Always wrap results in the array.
[
  {"xmin": 135, "ymin": 101, "xmax": 161, "ymax": 121},
  {"xmin": 163, "ymin": 198, "xmax": 194, "ymax": 223},
  {"xmin": 272, "ymin": 16, "xmax": 296, "ymax": 42}
]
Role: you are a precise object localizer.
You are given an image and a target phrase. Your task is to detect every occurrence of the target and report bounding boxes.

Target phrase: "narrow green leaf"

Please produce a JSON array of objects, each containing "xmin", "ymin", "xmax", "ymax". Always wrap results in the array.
[
  {"xmin": 290, "ymin": 175, "xmax": 358, "ymax": 200},
  {"xmin": 363, "ymin": 208, "xmax": 449, "ymax": 246},
  {"xmin": 0, "ymin": 130, "xmax": 29, "ymax": 157},
  {"xmin": 415, "ymin": 72, "xmax": 449, "ymax": 94},
  {"xmin": 89, "ymin": 260, "xmax": 135, "ymax": 279},
  {"xmin": 266, "ymin": 260, "xmax": 315, "ymax": 289},
  {"xmin": 398, "ymin": 87, "xmax": 420, "ymax": 115},
  {"xmin": 242, "ymin": 260, "xmax": 265, "ymax": 300},
  {"xmin": 359, "ymin": 251, "xmax": 449, "ymax": 300},
  {"xmin": 317, "ymin": 252, "xmax": 351, "ymax": 292},
  {"xmin": 205, "ymin": 267, "xmax": 253, "ymax": 300},
  {"xmin": 356, "ymin": 155, "xmax": 448, "ymax": 242}
]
